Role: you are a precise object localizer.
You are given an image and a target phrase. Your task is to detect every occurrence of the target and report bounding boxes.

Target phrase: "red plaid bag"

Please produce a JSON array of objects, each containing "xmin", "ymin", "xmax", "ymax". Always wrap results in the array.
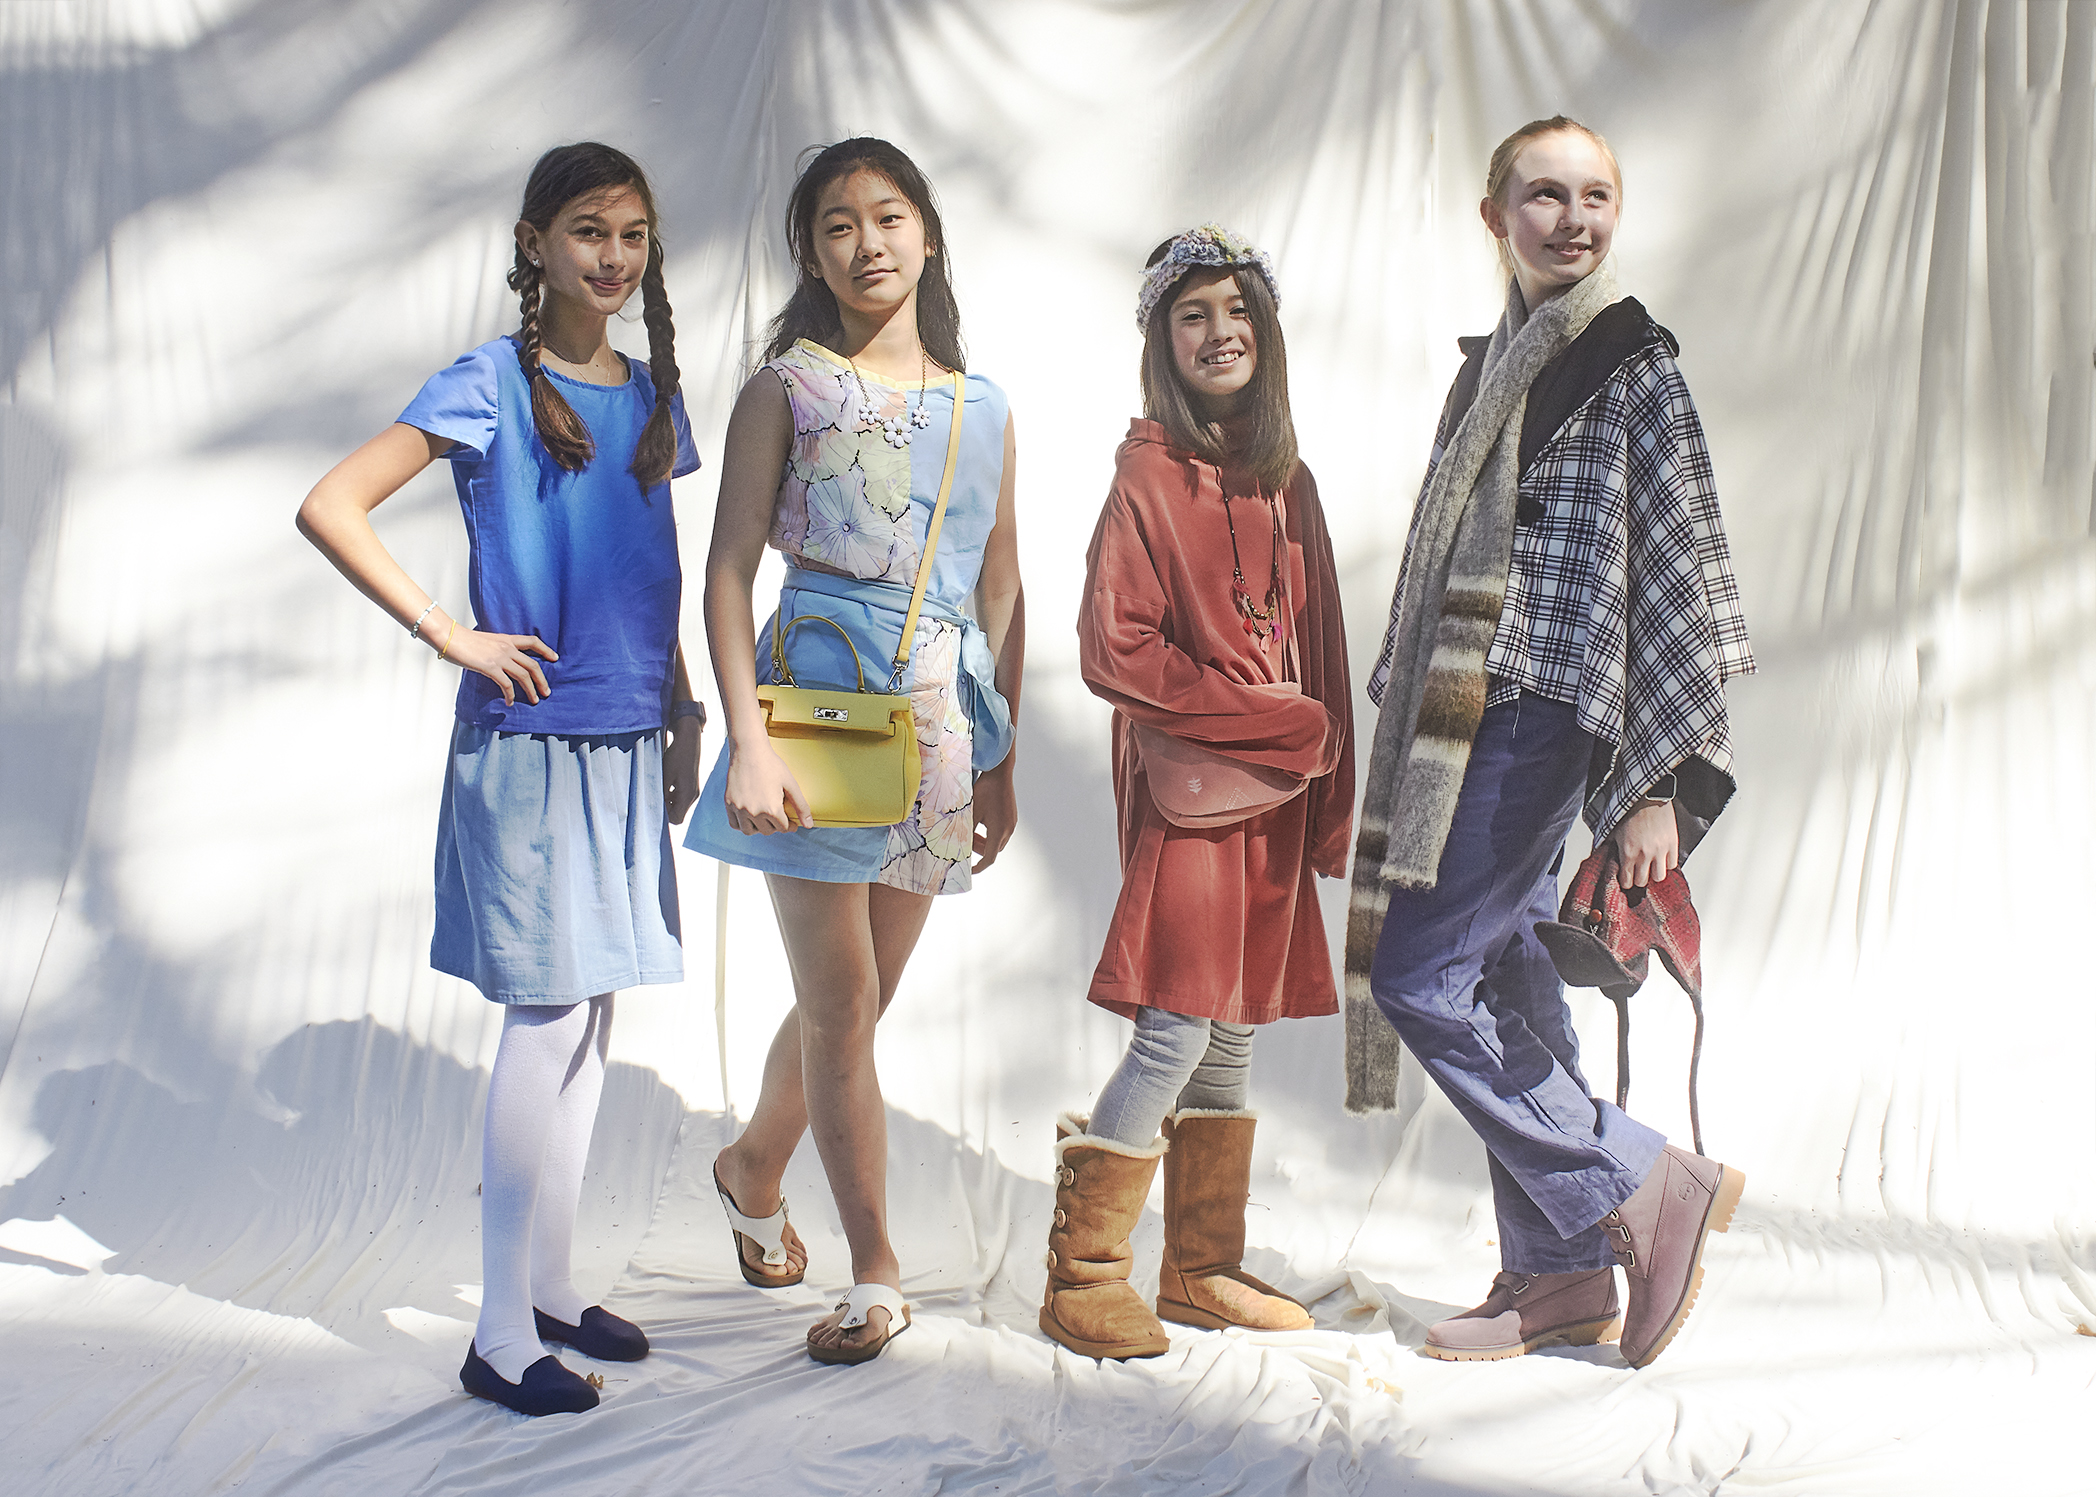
[{"xmin": 1533, "ymin": 844, "xmax": 1709, "ymax": 1152}]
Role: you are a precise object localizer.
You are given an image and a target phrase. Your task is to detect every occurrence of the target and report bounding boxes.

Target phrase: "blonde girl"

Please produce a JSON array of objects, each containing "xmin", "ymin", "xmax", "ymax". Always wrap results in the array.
[{"xmin": 1349, "ymin": 117, "xmax": 1754, "ymax": 1369}]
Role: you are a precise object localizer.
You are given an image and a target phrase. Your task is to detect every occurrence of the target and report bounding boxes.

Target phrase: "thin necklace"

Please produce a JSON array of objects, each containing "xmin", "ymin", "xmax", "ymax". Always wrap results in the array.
[
  {"xmin": 543, "ymin": 341, "xmax": 621, "ymax": 383},
  {"xmin": 1224, "ymin": 489, "xmax": 1287, "ymax": 645},
  {"xmin": 847, "ymin": 346, "xmax": 935, "ymax": 447}
]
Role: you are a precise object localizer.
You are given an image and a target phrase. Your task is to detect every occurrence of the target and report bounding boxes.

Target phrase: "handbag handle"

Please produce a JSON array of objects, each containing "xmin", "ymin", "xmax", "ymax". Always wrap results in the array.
[
  {"xmin": 887, "ymin": 370, "xmax": 966, "ymax": 690},
  {"xmin": 769, "ymin": 613, "xmax": 868, "ymax": 692}
]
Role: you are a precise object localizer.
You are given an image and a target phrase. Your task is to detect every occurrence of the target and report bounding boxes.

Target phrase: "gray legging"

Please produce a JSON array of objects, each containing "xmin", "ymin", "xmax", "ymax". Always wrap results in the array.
[{"xmin": 1089, "ymin": 1006, "xmax": 1253, "ymax": 1147}]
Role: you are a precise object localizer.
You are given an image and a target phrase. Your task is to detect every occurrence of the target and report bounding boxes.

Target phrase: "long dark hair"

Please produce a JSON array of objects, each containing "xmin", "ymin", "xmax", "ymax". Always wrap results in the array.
[
  {"xmin": 1138, "ymin": 240, "xmax": 1298, "ymax": 493},
  {"xmin": 506, "ymin": 142, "xmax": 681, "ymax": 487},
  {"xmin": 761, "ymin": 137, "xmax": 965, "ymax": 372}
]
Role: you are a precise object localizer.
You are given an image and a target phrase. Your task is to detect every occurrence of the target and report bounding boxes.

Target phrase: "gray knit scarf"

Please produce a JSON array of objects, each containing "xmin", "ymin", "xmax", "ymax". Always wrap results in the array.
[{"xmin": 1343, "ymin": 262, "xmax": 1622, "ymax": 1114}]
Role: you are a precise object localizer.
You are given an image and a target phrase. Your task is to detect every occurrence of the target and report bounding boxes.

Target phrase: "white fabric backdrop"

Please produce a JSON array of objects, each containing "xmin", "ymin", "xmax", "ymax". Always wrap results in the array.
[{"xmin": 3, "ymin": 1, "xmax": 2093, "ymax": 1492}]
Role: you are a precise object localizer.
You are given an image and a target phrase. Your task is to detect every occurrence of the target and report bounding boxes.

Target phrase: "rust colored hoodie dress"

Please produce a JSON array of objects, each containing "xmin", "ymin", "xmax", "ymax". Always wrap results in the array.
[{"xmin": 1078, "ymin": 419, "xmax": 1355, "ymax": 1024}]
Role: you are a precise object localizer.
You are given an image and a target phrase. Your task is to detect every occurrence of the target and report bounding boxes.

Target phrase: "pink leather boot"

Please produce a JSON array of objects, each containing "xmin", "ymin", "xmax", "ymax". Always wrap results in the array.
[
  {"xmin": 1422, "ymin": 1269, "xmax": 1620, "ymax": 1361},
  {"xmin": 1605, "ymin": 1144, "xmax": 1744, "ymax": 1367}
]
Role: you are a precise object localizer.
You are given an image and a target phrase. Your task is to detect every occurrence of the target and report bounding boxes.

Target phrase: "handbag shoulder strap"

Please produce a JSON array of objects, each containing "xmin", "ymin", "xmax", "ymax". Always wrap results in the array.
[{"xmin": 888, "ymin": 370, "xmax": 966, "ymax": 689}]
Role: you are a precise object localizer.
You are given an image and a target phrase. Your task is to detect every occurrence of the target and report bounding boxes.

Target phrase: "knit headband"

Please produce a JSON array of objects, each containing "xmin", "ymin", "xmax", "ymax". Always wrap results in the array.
[{"xmin": 1135, "ymin": 223, "xmax": 1281, "ymax": 332}]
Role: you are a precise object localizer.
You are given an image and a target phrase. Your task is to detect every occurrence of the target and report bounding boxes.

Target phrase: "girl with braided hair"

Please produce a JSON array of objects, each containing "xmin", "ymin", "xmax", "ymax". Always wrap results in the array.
[{"xmin": 296, "ymin": 142, "xmax": 701, "ymax": 1416}]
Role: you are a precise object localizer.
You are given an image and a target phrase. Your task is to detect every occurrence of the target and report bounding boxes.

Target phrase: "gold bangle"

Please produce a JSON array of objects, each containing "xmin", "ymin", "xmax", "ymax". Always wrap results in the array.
[{"xmin": 438, "ymin": 619, "xmax": 459, "ymax": 661}]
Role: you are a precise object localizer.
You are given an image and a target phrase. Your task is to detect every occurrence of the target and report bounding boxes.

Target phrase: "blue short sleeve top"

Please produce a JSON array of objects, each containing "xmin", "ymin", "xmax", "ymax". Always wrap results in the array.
[{"xmin": 399, "ymin": 338, "xmax": 701, "ymax": 736}]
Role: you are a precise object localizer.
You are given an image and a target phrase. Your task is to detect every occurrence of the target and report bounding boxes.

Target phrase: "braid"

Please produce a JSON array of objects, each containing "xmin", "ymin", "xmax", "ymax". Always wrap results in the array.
[
  {"xmin": 631, "ymin": 235, "xmax": 681, "ymax": 489},
  {"xmin": 508, "ymin": 247, "xmax": 594, "ymax": 472}
]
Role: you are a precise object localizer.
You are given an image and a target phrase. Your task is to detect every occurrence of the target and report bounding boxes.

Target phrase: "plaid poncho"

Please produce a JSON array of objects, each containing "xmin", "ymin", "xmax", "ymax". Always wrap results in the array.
[{"xmin": 1347, "ymin": 299, "xmax": 1754, "ymax": 1113}]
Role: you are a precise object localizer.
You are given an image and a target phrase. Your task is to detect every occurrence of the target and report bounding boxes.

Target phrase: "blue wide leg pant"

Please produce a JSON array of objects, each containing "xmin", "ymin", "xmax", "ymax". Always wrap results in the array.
[{"xmin": 1369, "ymin": 692, "xmax": 1665, "ymax": 1273}]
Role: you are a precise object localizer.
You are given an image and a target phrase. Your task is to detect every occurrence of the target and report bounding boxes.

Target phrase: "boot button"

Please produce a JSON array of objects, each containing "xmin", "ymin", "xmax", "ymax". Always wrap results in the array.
[
  {"xmin": 1044, "ymin": 1250, "xmax": 1058, "ymax": 1269},
  {"xmin": 1053, "ymin": 1208, "xmax": 1067, "ymax": 1227},
  {"xmin": 1056, "ymin": 1165, "xmax": 1075, "ymax": 1186}
]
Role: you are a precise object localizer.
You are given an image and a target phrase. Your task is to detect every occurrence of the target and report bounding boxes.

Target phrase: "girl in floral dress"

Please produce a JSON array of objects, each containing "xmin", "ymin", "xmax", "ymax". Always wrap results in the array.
[{"xmin": 684, "ymin": 138, "xmax": 1023, "ymax": 1365}]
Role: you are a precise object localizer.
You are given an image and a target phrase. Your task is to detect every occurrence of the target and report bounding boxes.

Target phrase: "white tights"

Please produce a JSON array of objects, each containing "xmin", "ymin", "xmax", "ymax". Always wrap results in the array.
[{"xmin": 473, "ymin": 996, "xmax": 611, "ymax": 1382}]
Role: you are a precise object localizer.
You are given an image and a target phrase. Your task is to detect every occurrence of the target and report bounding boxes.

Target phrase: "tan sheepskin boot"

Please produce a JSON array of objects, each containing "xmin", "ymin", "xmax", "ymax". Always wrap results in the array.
[
  {"xmin": 1038, "ymin": 1112, "xmax": 1171, "ymax": 1360},
  {"xmin": 1157, "ymin": 1109, "xmax": 1312, "ymax": 1332}
]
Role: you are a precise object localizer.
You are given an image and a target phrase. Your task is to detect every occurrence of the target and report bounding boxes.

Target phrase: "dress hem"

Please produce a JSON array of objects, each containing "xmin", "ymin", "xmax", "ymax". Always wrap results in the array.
[
  {"xmin": 689, "ymin": 845, "xmax": 962, "ymax": 898},
  {"xmin": 435, "ymin": 961, "xmax": 686, "ymax": 1006},
  {"xmin": 1085, "ymin": 980, "xmax": 1337, "ymax": 1026}
]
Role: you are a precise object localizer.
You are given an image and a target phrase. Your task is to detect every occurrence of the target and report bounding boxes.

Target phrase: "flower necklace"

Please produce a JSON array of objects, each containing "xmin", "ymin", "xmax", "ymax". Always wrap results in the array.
[
  {"xmin": 1224, "ymin": 489, "xmax": 1287, "ymax": 645},
  {"xmin": 847, "ymin": 346, "xmax": 934, "ymax": 448}
]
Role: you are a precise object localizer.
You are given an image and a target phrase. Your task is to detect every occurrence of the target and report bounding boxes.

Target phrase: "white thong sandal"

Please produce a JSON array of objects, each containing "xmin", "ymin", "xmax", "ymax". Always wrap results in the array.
[
  {"xmin": 806, "ymin": 1283, "xmax": 911, "ymax": 1366},
  {"xmin": 713, "ymin": 1163, "xmax": 806, "ymax": 1288}
]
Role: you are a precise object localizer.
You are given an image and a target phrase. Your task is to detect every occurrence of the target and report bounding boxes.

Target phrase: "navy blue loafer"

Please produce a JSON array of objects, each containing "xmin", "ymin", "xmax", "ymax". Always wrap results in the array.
[
  {"xmin": 459, "ymin": 1345, "xmax": 599, "ymax": 1416},
  {"xmin": 534, "ymin": 1305, "xmax": 649, "ymax": 1362}
]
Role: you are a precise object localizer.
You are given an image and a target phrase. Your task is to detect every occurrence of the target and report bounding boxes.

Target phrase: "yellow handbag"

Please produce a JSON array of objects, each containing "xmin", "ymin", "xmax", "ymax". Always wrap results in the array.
[{"xmin": 756, "ymin": 370, "xmax": 965, "ymax": 828}]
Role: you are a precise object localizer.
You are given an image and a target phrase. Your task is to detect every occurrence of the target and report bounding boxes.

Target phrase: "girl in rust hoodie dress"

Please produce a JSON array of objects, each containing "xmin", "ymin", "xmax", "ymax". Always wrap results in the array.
[{"xmin": 1039, "ymin": 226, "xmax": 1354, "ymax": 1361}]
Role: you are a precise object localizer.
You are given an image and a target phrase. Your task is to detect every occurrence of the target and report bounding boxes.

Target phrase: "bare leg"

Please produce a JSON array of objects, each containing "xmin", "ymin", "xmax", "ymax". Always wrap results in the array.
[
  {"xmin": 725, "ymin": 876, "xmax": 932, "ymax": 1353},
  {"xmin": 714, "ymin": 881, "xmax": 932, "ymax": 1293}
]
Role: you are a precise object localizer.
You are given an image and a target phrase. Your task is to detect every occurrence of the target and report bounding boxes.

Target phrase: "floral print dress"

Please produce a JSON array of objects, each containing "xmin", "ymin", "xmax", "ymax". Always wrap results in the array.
[{"xmin": 685, "ymin": 340, "xmax": 1009, "ymax": 896}]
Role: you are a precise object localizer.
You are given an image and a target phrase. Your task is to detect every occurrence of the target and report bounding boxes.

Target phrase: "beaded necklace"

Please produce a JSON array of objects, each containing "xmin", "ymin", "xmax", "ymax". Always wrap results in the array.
[
  {"xmin": 847, "ymin": 346, "xmax": 935, "ymax": 448},
  {"xmin": 1224, "ymin": 489, "xmax": 1287, "ymax": 644}
]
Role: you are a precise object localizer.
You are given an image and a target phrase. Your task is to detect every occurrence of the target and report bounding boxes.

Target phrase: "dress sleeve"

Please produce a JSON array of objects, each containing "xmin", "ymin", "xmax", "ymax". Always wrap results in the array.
[
  {"xmin": 671, "ymin": 391, "xmax": 702, "ymax": 478},
  {"xmin": 1078, "ymin": 485, "xmax": 1332, "ymax": 772},
  {"xmin": 1290, "ymin": 469, "xmax": 1357, "ymax": 877},
  {"xmin": 397, "ymin": 347, "xmax": 500, "ymax": 461}
]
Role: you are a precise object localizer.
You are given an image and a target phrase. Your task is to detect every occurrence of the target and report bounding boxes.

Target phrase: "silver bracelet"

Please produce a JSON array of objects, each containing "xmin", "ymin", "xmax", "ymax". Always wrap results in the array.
[{"xmin": 409, "ymin": 601, "xmax": 440, "ymax": 640}]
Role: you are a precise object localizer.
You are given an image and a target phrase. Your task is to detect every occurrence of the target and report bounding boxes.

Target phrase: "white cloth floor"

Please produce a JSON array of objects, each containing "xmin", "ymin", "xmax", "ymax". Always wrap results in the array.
[{"xmin": 3, "ymin": 2, "xmax": 2093, "ymax": 1493}]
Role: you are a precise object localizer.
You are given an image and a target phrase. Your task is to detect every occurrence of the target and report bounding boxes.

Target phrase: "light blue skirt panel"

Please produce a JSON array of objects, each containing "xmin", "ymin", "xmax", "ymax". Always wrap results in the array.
[
  {"xmin": 682, "ymin": 568, "xmax": 1014, "ymax": 888},
  {"xmin": 432, "ymin": 724, "xmax": 684, "ymax": 1004},
  {"xmin": 682, "ymin": 579, "xmax": 921, "ymax": 885}
]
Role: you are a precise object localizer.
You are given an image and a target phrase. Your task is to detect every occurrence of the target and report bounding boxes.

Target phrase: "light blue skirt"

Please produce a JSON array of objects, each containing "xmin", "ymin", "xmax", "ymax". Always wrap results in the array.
[
  {"xmin": 682, "ymin": 580, "xmax": 980, "ymax": 896},
  {"xmin": 432, "ymin": 723, "xmax": 683, "ymax": 1004}
]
